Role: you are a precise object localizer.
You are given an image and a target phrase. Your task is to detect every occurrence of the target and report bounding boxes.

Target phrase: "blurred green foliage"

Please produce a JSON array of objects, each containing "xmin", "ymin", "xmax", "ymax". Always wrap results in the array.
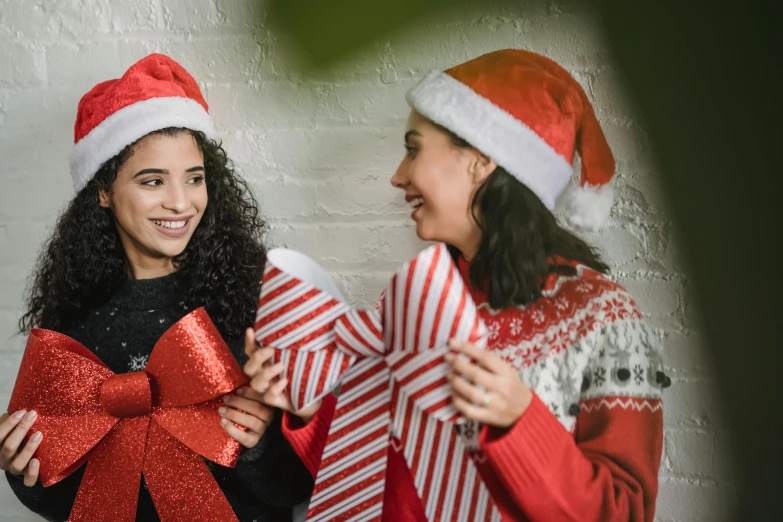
[{"xmin": 267, "ymin": 0, "xmax": 481, "ymax": 67}]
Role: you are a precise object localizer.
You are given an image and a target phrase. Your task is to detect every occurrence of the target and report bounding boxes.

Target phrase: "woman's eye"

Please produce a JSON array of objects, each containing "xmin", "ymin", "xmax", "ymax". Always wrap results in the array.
[
  {"xmin": 188, "ymin": 175, "xmax": 205, "ymax": 185},
  {"xmin": 405, "ymin": 145, "xmax": 418, "ymax": 158},
  {"xmin": 141, "ymin": 178, "xmax": 163, "ymax": 186}
]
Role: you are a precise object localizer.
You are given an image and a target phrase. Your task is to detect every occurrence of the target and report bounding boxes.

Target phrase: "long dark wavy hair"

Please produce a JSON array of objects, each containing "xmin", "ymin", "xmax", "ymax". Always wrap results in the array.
[
  {"xmin": 443, "ymin": 128, "xmax": 609, "ymax": 310},
  {"xmin": 19, "ymin": 127, "xmax": 267, "ymax": 339}
]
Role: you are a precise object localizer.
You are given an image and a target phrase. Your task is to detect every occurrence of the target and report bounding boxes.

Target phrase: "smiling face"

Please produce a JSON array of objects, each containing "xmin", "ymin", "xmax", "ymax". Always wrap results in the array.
[
  {"xmin": 99, "ymin": 130, "xmax": 208, "ymax": 278},
  {"xmin": 390, "ymin": 111, "xmax": 496, "ymax": 258}
]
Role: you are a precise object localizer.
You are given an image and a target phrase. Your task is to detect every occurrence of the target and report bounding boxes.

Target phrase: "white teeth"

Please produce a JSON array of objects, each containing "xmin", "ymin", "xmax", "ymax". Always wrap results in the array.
[
  {"xmin": 153, "ymin": 219, "xmax": 187, "ymax": 229},
  {"xmin": 410, "ymin": 197, "xmax": 424, "ymax": 209}
]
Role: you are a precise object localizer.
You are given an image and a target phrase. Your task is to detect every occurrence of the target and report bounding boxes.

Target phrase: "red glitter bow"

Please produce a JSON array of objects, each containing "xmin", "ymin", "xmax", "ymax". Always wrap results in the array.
[
  {"xmin": 256, "ymin": 243, "xmax": 501, "ymax": 521},
  {"xmin": 7, "ymin": 308, "xmax": 247, "ymax": 522}
]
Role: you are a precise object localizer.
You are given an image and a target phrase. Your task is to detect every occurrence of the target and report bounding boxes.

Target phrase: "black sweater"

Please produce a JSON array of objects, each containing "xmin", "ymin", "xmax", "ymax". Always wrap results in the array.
[{"xmin": 5, "ymin": 273, "xmax": 313, "ymax": 522}]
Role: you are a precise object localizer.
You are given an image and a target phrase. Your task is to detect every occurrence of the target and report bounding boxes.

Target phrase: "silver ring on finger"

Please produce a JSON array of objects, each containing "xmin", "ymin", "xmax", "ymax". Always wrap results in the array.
[{"xmin": 482, "ymin": 391, "xmax": 492, "ymax": 407}]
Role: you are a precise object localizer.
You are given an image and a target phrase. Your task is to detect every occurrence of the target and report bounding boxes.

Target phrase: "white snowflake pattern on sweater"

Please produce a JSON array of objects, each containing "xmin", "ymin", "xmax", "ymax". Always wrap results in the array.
[
  {"xmin": 128, "ymin": 353, "xmax": 149, "ymax": 372},
  {"xmin": 464, "ymin": 264, "xmax": 666, "ymax": 439}
]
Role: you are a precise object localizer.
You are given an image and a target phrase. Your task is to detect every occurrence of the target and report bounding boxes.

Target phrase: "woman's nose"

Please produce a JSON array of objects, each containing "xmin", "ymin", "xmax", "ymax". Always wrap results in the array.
[
  {"xmin": 391, "ymin": 160, "xmax": 408, "ymax": 188},
  {"xmin": 162, "ymin": 184, "xmax": 189, "ymax": 213}
]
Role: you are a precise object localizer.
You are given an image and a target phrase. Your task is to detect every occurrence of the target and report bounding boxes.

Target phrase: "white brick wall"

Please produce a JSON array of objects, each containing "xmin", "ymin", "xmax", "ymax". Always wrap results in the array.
[{"xmin": 0, "ymin": 0, "xmax": 737, "ymax": 520}]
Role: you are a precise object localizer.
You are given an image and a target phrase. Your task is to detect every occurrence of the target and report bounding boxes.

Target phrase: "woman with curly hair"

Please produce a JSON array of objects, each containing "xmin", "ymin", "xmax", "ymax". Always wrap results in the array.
[{"xmin": 0, "ymin": 54, "xmax": 312, "ymax": 521}]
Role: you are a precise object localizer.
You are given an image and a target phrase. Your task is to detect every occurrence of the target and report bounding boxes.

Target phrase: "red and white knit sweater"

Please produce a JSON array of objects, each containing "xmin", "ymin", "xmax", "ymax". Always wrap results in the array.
[{"xmin": 283, "ymin": 258, "xmax": 665, "ymax": 521}]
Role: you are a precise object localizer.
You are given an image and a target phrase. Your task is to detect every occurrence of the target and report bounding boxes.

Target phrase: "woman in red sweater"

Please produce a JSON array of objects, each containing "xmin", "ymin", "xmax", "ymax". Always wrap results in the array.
[{"xmin": 242, "ymin": 49, "xmax": 667, "ymax": 521}]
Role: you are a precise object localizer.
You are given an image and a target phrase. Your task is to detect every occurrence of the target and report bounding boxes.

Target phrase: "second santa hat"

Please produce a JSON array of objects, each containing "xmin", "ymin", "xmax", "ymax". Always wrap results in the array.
[{"xmin": 407, "ymin": 49, "xmax": 616, "ymax": 230}]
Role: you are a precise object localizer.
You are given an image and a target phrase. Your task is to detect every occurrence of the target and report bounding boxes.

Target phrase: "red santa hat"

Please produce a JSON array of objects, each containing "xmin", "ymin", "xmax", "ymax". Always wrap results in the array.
[
  {"xmin": 406, "ymin": 49, "xmax": 616, "ymax": 230},
  {"xmin": 69, "ymin": 53, "xmax": 217, "ymax": 193}
]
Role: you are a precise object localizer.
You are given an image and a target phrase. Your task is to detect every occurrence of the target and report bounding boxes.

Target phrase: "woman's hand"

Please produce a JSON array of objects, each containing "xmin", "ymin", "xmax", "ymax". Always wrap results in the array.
[
  {"xmin": 0, "ymin": 409, "xmax": 42, "ymax": 486},
  {"xmin": 446, "ymin": 340, "xmax": 533, "ymax": 428},
  {"xmin": 242, "ymin": 328, "xmax": 323, "ymax": 423},
  {"xmin": 219, "ymin": 391, "xmax": 274, "ymax": 448}
]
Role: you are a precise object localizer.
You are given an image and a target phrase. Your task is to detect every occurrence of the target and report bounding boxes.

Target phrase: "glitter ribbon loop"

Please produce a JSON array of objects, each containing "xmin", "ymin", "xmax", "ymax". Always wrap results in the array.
[
  {"xmin": 8, "ymin": 308, "xmax": 247, "ymax": 522},
  {"xmin": 255, "ymin": 243, "xmax": 501, "ymax": 522}
]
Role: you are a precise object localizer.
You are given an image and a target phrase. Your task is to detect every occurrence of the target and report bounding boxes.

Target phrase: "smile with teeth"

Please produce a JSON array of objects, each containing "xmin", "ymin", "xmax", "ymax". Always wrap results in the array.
[
  {"xmin": 152, "ymin": 219, "xmax": 188, "ymax": 229},
  {"xmin": 410, "ymin": 197, "xmax": 424, "ymax": 209}
]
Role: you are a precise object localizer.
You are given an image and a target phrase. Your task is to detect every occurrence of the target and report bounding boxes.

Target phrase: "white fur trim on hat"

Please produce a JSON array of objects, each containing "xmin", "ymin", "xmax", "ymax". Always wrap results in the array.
[
  {"xmin": 406, "ymin": 71, "xmax": 573, "ymax": 210},
  {"xmin": 557, "ymin": 182, "xmax": 615, "ymax": 230},
  {"xmin": 69, "ymin": 96, "xmax": 218, "ymax": 193}
]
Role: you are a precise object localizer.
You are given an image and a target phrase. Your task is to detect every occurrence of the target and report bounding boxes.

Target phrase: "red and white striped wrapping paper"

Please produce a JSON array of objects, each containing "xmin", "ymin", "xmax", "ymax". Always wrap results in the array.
[{"xmin": 255, "ymin": 243, "xmax": 501, "ymax": 522}]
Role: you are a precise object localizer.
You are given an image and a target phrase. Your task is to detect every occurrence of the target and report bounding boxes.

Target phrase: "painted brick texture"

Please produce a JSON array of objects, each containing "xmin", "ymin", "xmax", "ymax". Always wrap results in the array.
[{"xmin": 0, "ymin": 1, "xmax": 736, "ymax": 520}]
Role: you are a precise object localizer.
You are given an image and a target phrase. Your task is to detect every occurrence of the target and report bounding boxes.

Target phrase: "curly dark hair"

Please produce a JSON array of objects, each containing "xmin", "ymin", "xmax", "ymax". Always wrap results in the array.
[
  {"xmin": 441, "ymin": 128, "xmax": 609, "ymax": 310},
  {"xmin": 19, "ymin": 127, "xmax": 267, "ymax": 339}
]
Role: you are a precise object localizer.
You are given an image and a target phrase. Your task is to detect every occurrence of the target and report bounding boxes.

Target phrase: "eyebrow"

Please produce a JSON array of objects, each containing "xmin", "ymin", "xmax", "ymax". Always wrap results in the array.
[
  {"xmin": 404, "ymin": 130, "xmax": 422, "ymax": 142},
  {"xmin": 133, "ymin": 166, "xmax": 205, "ymax": 178}
]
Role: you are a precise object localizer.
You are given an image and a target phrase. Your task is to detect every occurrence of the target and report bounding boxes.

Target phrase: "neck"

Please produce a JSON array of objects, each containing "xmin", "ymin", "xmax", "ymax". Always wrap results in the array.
[
  {"xmin": 122, "ymin": 242, "xmax": 176, "ymax": 280},
  {"xmin": 126, "ymin": 257, "xmax": 176, "ymax": 280},
  {"xmin": 452, "ymin": 230, "xmax": 481, "ymax": 262}
]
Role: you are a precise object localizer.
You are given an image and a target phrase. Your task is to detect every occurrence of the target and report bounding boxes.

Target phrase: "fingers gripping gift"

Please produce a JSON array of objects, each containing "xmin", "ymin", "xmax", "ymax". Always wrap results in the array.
[{"xmin": 255, "ymin": 243, "xmax": 502, "ymax": 522}]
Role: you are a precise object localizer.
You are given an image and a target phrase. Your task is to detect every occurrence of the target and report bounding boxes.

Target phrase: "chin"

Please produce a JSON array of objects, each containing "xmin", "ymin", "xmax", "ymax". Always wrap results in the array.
[
  {"xmin": 414, "ymin": 222, "xmax": 441, "ymax": 244},
  {"xmin": 152, "ymin": 239, "xmax": 191, "ymax": 259}
]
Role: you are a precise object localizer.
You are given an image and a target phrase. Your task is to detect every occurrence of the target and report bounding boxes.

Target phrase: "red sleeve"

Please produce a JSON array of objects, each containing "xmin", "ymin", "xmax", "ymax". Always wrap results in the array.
[
  {"xmin": 480, "ymin": 393, "xmax": 663, "ymax": 522},
  {"xmin": 281, "ymin": 394, "xmax": 338, "ymax": 478}
]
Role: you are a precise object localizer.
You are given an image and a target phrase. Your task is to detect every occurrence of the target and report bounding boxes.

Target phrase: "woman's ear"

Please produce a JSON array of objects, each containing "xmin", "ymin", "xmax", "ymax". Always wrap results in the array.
[
  {"xmin": 98, "ymin": 188, "xmax": 111, "ymax": 209},
  {"xmin": 471, "ymin": 151, "xmax": 497, "ymax": 185}
]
